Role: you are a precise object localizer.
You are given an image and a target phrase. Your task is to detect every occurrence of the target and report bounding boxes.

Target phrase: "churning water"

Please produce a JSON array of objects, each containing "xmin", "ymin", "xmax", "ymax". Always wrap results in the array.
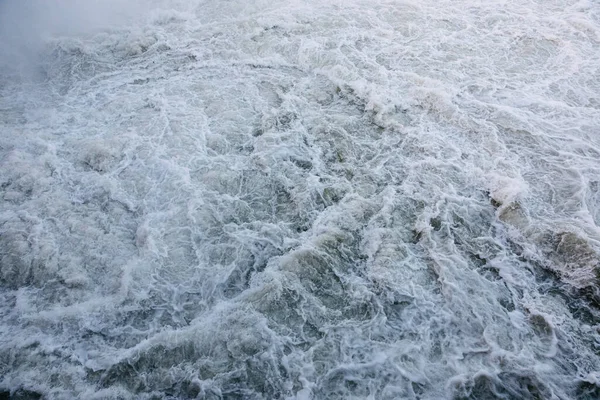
[{"xmin": 1, "ymin": 0, "xmax": 600, "ymax": 398}]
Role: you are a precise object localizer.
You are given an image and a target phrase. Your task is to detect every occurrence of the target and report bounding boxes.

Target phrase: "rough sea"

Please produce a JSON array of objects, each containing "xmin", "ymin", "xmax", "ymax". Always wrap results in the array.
[{"xmin": 1, "ymin": 0, "xmax": 600, "ymax": 398}]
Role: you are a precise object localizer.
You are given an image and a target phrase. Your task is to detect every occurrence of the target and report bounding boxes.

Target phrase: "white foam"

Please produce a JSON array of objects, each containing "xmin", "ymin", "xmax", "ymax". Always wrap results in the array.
[{"xmin": 1, "ymin": 0, "xmax": 600, "ymax": 398}]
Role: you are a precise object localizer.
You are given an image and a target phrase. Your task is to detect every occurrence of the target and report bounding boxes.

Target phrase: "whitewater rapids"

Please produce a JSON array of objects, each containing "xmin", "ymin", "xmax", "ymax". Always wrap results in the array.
[{"xmin": 1, "ymin": 0, "xmax": 600, "ymax": 398}]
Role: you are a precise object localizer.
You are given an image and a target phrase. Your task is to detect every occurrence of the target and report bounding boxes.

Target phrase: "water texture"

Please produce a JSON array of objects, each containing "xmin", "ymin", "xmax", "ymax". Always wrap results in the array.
[{"xmin": 1, "ymin": 0, "xmax": 600, "ymax": 398}]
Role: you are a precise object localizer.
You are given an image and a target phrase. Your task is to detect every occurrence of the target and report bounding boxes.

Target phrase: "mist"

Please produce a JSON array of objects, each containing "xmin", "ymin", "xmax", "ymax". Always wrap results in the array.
[{"xmin": 0, "ymin": 0, "xmax": 144, "ymax": 73}]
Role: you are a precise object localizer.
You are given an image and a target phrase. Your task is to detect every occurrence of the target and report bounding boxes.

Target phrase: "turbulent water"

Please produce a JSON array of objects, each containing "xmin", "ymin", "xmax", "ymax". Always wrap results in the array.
[{"xmin": 1, "ymin": 0, "xmax": 600, "ymax": 398}]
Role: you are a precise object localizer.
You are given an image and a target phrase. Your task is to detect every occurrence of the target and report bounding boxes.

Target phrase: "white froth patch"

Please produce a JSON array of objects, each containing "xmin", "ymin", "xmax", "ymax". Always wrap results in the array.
[
  {"xmin": 487, "ymin": 174, "xmax": 528, "ymax": 208},
  {"xmin": 409, "ymin": 77, "xmax": 459, "ymax": 119},
  {"xmin": 79, "ymin": 138, "xmax": 123, "ymax": 173}
]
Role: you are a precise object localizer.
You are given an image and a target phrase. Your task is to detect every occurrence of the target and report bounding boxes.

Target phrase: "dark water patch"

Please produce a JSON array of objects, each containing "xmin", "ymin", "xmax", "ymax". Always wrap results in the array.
[
  {"xmin": 576, "ymin": 378, "xmax": 600, "ymax": 400},
  {"xmin": 452, "ymin": 371, "xmax": 553, "ymax": 400},
  {"xmin": 0, "ymin": 389, "xmax": 42, "ymax": 400}
]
